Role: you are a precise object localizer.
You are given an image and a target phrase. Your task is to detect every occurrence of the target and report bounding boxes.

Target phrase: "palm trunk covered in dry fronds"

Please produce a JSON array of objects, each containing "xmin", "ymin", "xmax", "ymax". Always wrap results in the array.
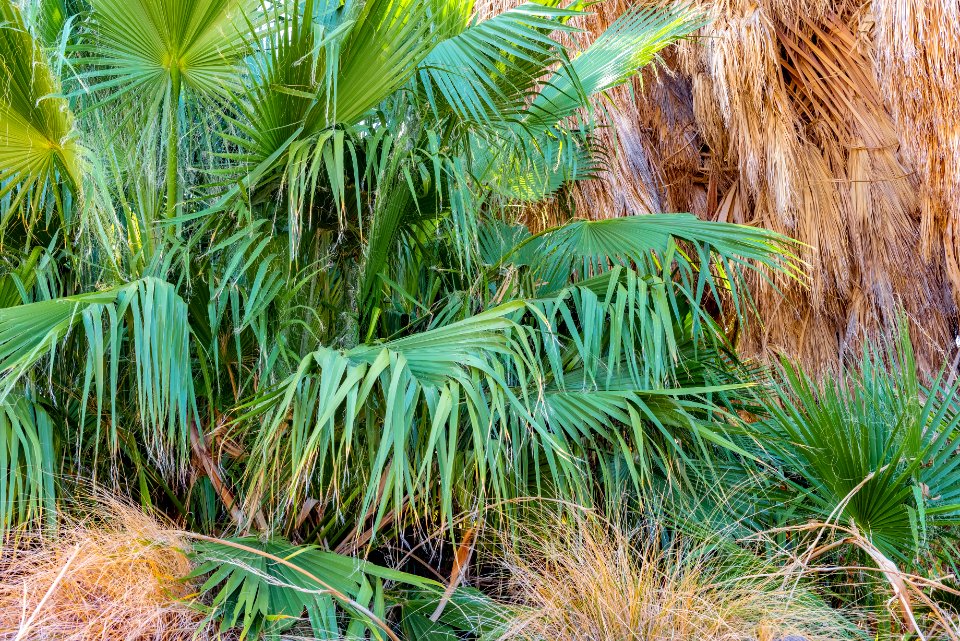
[{"xmin": 478, "ymin": 0, "xmax": 960, "ymax": 374}]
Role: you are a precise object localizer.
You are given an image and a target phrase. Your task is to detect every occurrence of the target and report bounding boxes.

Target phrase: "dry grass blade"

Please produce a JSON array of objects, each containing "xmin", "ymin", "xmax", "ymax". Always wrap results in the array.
[{"xmin": 761, "ymin": 521, "xmax": 960, "ymax": 640}]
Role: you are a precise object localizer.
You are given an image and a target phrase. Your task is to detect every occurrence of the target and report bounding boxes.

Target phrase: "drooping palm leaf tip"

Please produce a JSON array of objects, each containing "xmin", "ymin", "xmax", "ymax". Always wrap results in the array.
[{"xmin": 477, "ymin": 0, "xmax": 960, "ymax": 376}]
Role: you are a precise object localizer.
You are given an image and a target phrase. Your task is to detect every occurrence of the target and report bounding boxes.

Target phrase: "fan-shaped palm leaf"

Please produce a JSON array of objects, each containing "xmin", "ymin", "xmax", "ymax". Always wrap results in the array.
[
  {"xmin": 528, "ymin": 4, "xmax": 703, "ymax": 126},
  {"xmin": 190, "ymin": 536, "xmax": 437, "ymax": 640},
  {"xmin": 0, "ymin": 0, "xmax": 80, "ymax": 234},
  {"xmin": 78, "ymin": 0, "xmax": 255, "ymax": 218},
  {"xmin": 416, "ymin": 2, "xmax": 579, "ymax": 125},
  {"xmin": 758, "ymin": 322, "xmax": 960, "ymax": 562},
  {"xmin": 79, "ymin": 0, "xmax": 253, "ymax": 103}
]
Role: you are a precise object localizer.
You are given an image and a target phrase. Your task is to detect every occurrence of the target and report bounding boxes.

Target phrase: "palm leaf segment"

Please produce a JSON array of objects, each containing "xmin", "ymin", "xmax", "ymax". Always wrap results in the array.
[
  {"xmin": 416, "ymin": 2, "xmax": 580, "ymax": 126},
  {"xmin": 190, "ymin": 535, "xmax": 503, "ymax": 641},
  {"xmin": 233, "ymin": 0, "xmax": 469, "ymax": 180},
  {"xmin": 481, "ymin": 4, "xmax": 704, "ymax": 202}
]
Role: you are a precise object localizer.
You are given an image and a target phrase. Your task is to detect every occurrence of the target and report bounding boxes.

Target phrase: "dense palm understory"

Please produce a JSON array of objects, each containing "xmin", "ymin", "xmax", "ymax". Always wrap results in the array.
[
  {"xmin": 4, "ymin": 1, "xmax": 960, "ymax": 640},
  {"xmin": 0, "ymin": 0, "xmax": 793, "ymax": 539}
]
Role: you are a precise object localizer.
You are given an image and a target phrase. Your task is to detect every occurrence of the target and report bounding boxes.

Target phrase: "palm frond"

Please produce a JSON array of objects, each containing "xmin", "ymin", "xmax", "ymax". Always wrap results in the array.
[
  {"xmin": 78, "ymin": 0, "xmax": 253, "ymax": 105},
  {"xmin": 416, "ymin": 2, "xmax": 579, "ymax": 125},
  {"xmin": 0, "ymin": 277, "xmax": 194, "ymax": 468},
  {"xmin": 240, "ymin": 303, "xmax": 531, "ymax": 529},
  {"xmin": 527, "ymin": 4, "xmax": 702, "ymax": 126},
  {"xmin": 190, "ymin": 536, "xmax": 438, "ymax": 639},
  {"xmin": 0, "ymin": 394, "xmax": 56, "ymax": 532},
  {"xmin": 328, "ymin": 0, "xmax": 469, "ymax": 126},
  {"xmin": 757, "ymin": 321, "xmax": 960, "ymax": 562},
  {"xmin": 502, "ymin": 214, "xmax": 801, "ymax": 334}
]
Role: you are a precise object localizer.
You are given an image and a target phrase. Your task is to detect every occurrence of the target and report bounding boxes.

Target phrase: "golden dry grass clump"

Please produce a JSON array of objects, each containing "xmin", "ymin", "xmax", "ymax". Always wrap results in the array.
[
  {"xmin": 0, "ymin": 501, "xmax": 214, "ymax": 641},
  {"xmin": 494, "ymin": 513, "xmax": 857, "ymax": 641}
]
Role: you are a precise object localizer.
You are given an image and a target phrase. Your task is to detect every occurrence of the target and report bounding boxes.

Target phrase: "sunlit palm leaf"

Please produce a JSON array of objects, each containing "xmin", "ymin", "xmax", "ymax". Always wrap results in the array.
[
  {"xmin": 79, "ymin": 0, "xmax": 253, "ymax": 104},
  {"xmin": 571, "ymin": 215, "xmax": 793, "ymax": 322},
  {"xmin": 416, "ymin": 2, "xmax": 579, "ymax": 125},
  {"xmin": 190, "ymin": 536, "xmax": 437, "ymax": 639},
  {"xmin": 528, "ymin": 4, "xmax": 703, "ymax": 125},
  {"xmin": 240, "ymin": 303, "xmax": 533, "ymax": 529},
  {"xmin": 328, "ymin": 0, "xmax": 469, "ymax": 126},
  {"xmin": 0, "ymin": 0, "xmax": 80, "ymax": 231},
  {"xmin": 472, "ymin": 5, "xmax": 701, "ymax": 205},
  {"xmin": 237, "ymin": 0, "xmax": 467, "ymax": 164}
]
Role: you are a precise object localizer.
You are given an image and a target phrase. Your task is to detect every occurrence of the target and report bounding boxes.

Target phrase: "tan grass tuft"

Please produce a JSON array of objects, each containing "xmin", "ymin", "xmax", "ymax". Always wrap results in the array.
[
  {"xmin": 493, "ymin": 512, "xmax": 857, "ymax": 641},
  {"xmin": 0, "ymin": 501, "xmax": 215, "ymax": 641}
]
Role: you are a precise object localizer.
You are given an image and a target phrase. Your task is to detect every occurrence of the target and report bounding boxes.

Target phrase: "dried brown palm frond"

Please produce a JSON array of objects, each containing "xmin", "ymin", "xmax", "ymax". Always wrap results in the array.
[
  {"xmin": 872, "ymin": 0, "xmax": 960, "ymax": 282},
  {"xmin": 702, "ymin": 7, "xmax": 956, "ymax": 372},
  {"xmin": 476, "ymin": 0, "xmax": 959, "ymax": 375},
  {"xmin": 0, "ymin": 500, "xmax": 216, "ymax": 641}
]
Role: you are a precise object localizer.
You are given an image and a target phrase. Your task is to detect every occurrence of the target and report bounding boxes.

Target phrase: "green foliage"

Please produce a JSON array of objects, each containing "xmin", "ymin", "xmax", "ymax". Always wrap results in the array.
[
  {"xmin": 79, "ymin": 0, "xmax": 253, "ymax": 105},
  {"xmin": 5, "ymin": 0, "xmax": 956, "ymax": 637},
  {"xmin": 756, "ymin": 321, "xmax": 960, "ymax": 563},
  {"xmin": 525, "ymin": 4, "xmax": 701, "ymax": 126},
  {"xmin": 0, "ymin": 0, "xmax": 79, "ymax": 234},
  {"xmin": 0, "ymin": 0, "xmax": 780, "ymax": 542},
  {"xmin": 0, "ymin": 0, "xmax": 802, "ymax": 612},
  {"xmin": 190, "ymin": 535, "xmax": 513, "ymax": 641},
  {"xmin": 0, "ymin": 278, "xmax": 194, "ymax": 465},
  {"xmin": 416, "ymin": 3, "xmax": 579, "ymax": 125},
  {"xmin": 191, "ymin": 536, "xmax": 440, "ymax": 639},
  {"xmin": 0, "ymin": 395, "xmax": 56, "ymax": 532},
  {"xmin": 399, "ymin": 587, "xmax": 508, "ymax": 641}
]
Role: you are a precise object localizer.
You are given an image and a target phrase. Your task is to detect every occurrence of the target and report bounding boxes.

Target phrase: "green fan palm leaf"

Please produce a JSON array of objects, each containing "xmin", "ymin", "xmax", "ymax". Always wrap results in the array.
[
  {"xmin": 78, "ymin": 0, "xmax": 255, "ymax": 219},
  {"xmin": 79, "ymin": 0, "xmax": 253, "ymax": 102},
  {"xmin": 758, "ymin": 322, "xmax": 960, "ymax": 562},
  {"xmin": 415, "ymin": 2, "xmax": 579, "ymax": 125},
  {"xmin": 528, "ymin": 4, "xmax": 703, "ymax": 126},
  {"xmin": 0, "ymin": 0, "xmax": 80, "ymax": 234}
]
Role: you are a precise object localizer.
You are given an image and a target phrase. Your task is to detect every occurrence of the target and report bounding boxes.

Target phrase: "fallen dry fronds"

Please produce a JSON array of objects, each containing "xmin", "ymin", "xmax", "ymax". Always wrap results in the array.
[
  {"xmin": 0, "ymin": 501, "xmax": 216, "ymax": 641},
  {"xmin": 492, "ymin": 511, "xmax": 858, "ymax": 641}
]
